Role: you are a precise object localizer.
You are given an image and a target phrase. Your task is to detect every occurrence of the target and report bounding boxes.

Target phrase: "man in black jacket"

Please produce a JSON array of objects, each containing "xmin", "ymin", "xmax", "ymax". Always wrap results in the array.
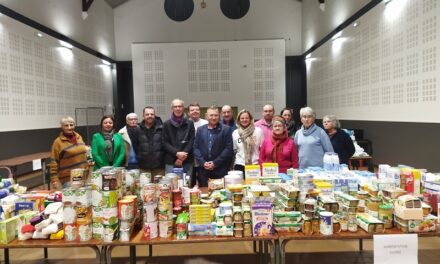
[
  {"xmin": 132, "ymin": 106, "xmax": 165, "ymax": 176},
  {"xmin": 162, "ymin": 99, "xmax": 195, "ymax": 185}
]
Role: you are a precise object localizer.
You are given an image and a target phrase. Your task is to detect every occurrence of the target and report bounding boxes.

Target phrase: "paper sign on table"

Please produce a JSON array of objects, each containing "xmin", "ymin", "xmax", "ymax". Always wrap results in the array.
[
  {"xmin": 32, "ymin": 159, "xmax": 42, "ymax": 170},
  {"xmin": 374, "ymin": 234, "xmax": 418, "ymax": 264}
]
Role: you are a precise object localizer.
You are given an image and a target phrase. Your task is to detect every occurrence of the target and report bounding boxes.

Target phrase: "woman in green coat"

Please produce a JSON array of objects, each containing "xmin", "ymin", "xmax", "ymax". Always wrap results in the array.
[{"xmin": 91, "ymin": 115, "xmax": 126, "ymax": 170}]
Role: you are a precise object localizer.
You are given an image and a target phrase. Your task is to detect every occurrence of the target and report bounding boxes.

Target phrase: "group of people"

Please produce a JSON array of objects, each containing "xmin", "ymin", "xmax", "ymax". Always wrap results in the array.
[{"xmin": 48, "ymin": 100, "xmax": 355, "ymax": 189}]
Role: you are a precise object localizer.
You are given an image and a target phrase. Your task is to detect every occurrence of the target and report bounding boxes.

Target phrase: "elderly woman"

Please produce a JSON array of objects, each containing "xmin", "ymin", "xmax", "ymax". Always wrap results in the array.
[
  {"xmin": 232, "ymin": 110, "xmax": 264, "ymax": 176},
  {"xmin": 323, "ymin": 115, "xmax": 355, "ymax": 165},
  {"xmin": 49, "ymin": 116, "xmax": 89, "ymax": 190},
  {"xmin": 280, "ymin": 107, "xmax": 298, "ymax": 137},
  {"xmin": 294, "ymin": 107, "xmax": 334, "ymax": 169},
  {"xmin": 259, "ymin": 116, "xmax": 298, "ymax": 173},
  {"xmin": 91, "ymin": 115, "xmax": 125, "ymax": 170}
]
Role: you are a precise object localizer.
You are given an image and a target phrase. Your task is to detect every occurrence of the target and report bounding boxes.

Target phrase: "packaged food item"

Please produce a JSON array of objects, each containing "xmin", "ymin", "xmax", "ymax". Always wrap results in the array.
[
  {"xmin": 319, "ymin": 211, "xmax": 333, "ymax": 235},
  {"xmin": 71, "ymin": 168, "xmax": 86, "ymax": 189},
  {"xmin": 176, "ymin": 212, "xmax": 189, "ymax": 240},
  {"xmin": 356, "ymin": 213, "xmax": 384, "ymax": 233}
]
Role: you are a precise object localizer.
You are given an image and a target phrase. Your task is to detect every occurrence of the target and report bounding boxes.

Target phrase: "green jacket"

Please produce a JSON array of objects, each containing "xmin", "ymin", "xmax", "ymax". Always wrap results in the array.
[{"xmin": 91, "ymin": 132, "xmax": 126, "ymax": 170}]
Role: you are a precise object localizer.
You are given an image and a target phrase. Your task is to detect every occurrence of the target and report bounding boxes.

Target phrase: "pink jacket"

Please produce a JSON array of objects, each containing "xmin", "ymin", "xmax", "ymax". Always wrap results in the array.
[{"xmin": 259, "ymin": 137, "xmax": 299, "ymax": 173}]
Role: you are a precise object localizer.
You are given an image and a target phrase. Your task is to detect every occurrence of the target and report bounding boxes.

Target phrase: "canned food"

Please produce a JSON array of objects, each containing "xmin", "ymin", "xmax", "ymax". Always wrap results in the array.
[
  {"xmin": 64, "ymin": 223, "xmax": 77, "ymax": 241},
  {"xmin": 144, "ymin": 221, "xmax": 158, "ymax": 239},
  {"xmin": 92, "ymin": 222, "xmax": 104, "ymax": 240},
  {"xmin": 140, "ymin": 172, "xmax": 152, "ymax": 186},
  {"xmin": 159, "ymin": 220, "xmax": 173, "ymax": 238},
  {"xmin": 102, "ymin": 207, "xmax": 118, "ymax": 225},
  {"xmin": 75, "ymin": 187, "xmax": 92, "ymax": 207},
  {"xmin": 102, "ymin": 170, "xmax": 118, "ymax": 191},
  {"xmin": 190, "ymin": 189, "xmax": 200, "ymax": 205},
  {"xmin": 143, "ymin": 203, "xmax": 158, "ymax": 222},
  {"xmin": 119, "ymin": 229, "xmax": 131, "ymax": 242},
  {"xmin": 63, "ymin": 205, "xmax": 76, "ymax": 224},
  {"xmin": 141, "ymin": 184, "xmax": 157, "ymax": 203},
  {"xmin": 90, "ymin": 171, "xmax": 102, "ymax": 190},
  {"xmin": 76, "ymin": 206, "xmax": 92, "ymax": 225},
  {"xmin": 172, "ymin": 189, "xmax": 182, "ymax": 207},
  {"xmin": 118, "ymin": 199, "xmax": 135, "ymax": 220},
  {"xmin": 71, "ymin": 168, "xmax": 86, "ymax": 189},
  {"xmin": 78, "ymin": 223, "xmax": 92, "ymax": 241},
  {"xmin": 348, "ymin": 212, "xmax": 358, "ymax": 232}
]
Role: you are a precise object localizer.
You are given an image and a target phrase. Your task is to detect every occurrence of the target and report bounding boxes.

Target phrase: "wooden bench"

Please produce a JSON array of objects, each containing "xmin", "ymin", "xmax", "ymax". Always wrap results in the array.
[{"xmin": 0, "ymin": 152, "xmax": 51, "ymax": 186}]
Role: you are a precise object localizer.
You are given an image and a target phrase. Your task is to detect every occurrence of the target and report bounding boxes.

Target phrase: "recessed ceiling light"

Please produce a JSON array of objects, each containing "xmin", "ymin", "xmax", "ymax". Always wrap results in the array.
[
  {"xmin": 34, "ymin": 32, "xmax": 43, "ymax": 38},
  {"xmin": 353, "ymin": 21, "xmax": 360, "ymax": 27},
  {"xmin": 59, "ymin": 40, "xmax": 73, "ymax": 50},
  {"xmin": 102, "ymin": 59, "xmax": 111, "ymax": 66},
  {"xmin": 331, "ymin": 31, "xmax": 342, "ymax": 41}
]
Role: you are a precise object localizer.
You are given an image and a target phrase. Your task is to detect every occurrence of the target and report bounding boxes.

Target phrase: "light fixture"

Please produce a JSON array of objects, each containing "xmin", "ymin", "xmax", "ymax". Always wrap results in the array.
[
  {"xmin": 102, "ymin": 59, "xmax": 111, "ymax": 66},
  {"xmin": 331, "ymin": 31, "xmax": 342, "ymax": 41},
  {"xmin": 305, "ymin": 53, "xmax": 312, "ymax": 59},
  {"xmin": 353, "ymin": 21, "xmax": 360, "ymax": 27},
  {"xmin": 201, "ymin": 0, "xmax": 206, "ymax": 9},
  {"xmin": 59, "ymin": 40, "xmax": 73, "ymax": 50},
  {"xmin": 34, "ymin": 32, "xmax": 43, "ymax": 38},
  {"xmin": 383, "ymin": 0, "xmax": 393, "ymax": 4}
]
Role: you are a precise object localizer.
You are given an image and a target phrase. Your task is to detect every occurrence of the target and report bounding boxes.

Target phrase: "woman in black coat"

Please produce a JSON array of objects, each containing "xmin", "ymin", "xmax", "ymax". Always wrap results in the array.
[{"xmin": 323, "ymin": 115, "xmax": 355, "ymax": 165}]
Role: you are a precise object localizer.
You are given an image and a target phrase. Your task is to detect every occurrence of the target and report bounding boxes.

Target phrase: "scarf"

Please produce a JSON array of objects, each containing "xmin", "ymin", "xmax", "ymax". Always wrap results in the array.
[
  {"xmin": 171, "ymin": 113, "xmax": 184, "ymax": 126},
  {"xmin": 270, "ymin": 130, "xmax": 288, "ymax": 163},
  {"xmin": 238, "ymin": 124, "xmax": 256, "ymax": 164},
  {"xmin": 63, "ymin": 132, "xmax": 77, "ymax": 145},
  {"xmin": 102, "ymin": 131, "xmax": 114, "ymax": 164}
]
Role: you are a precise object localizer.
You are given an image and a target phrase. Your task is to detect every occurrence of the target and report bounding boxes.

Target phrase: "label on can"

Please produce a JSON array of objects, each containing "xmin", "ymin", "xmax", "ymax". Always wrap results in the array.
[
  {"xmin": 319, "ymin": 211, "xmax": 333, "ymax": 235},
  {"xmin": 91, "ymin": 171, "xmax": 102, "ymax": 190},
  {"xmin": 78, "ymin": 223, "xmax": 92, "ymax": 241},
  {"xmin": 103, "ymin": 207, "xmax": 119, "ymax": 225},
  {"xmin": 140, "ymin": 172, "xmax": 152, "ymax": 186},
  {"xmin": 103, "ymin": 190, "xmax": 118, "ymax": 208},
  {"xmin": 118, "ymin": 199, "xmax": 134, "ymax": 220},
  {"xmin": 144, "ymin": 221, "xmax": 158, "ymax": 239},
  {"xmin": 91, "ymin": 190, "xmax": 104, "ymax": 207},
  {"xmin": 64, "ymin": 223, "xmax": 77, "ymax": 241},
  {"xmin": 75, "ymin": 187, "xmax": 92, "ymax": 207},
  {"xmin": 63, "ymin": 205, "xmax": 76, "ymax": 224},
  {"xmin": 62, "ymin": 188, "xmax": 76, "ymax": 205},
  {"xmin": 92, "ymin": 222, "xmax": 104, "ymax": 240},
  {"xmin": 159, "ymin": 220, "xmax": 173, "ymax": 238},
  {"xmin": 141, "ymin": 184, "xmax": 157, "ymax": 203},
  {"xmin": 143, "ymin": 203, "xmax": 158, "ymax": 222},
  {"xmin": 190, "ymin": 190, "xmax": 200, "ymax": 205}
]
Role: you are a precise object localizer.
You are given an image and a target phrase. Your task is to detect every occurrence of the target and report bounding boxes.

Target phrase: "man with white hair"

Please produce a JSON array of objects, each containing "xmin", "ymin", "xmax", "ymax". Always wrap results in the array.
[
  {"xmin": 119, "ymin": 113, "xmax": 139, "ymax": 169},
  {"xmin": 163, "ymin": 99, "xmax": 195, "ymax": 180}
]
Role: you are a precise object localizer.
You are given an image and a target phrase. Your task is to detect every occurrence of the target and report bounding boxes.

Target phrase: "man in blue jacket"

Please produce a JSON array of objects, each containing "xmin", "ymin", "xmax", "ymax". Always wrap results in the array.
[{"xmin": 194, "ymin": 105, "xmax": 233, "ymax": 187}]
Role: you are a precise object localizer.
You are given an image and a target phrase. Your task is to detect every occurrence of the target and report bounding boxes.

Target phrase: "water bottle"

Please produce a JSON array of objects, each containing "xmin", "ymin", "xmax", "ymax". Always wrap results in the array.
[
  {"xmin": 331, "ymin": 153, "xmax": 340, "ymax": 171},
  {"xmin": 323, "ymin": 152, "xmax": 333, "ymax": 171}
]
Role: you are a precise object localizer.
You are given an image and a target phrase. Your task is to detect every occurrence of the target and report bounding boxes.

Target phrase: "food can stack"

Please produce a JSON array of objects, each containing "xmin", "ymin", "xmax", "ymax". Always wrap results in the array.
[
  {"xmin": 142, "ymin": 183, "xmax": 158, "ymax": 239},
  {"xmin": 158, "ymin": 183, "xmax": 173, "ymax": 238},
  {"xmin": 62, "ymin": 186, "xmax": 92, "ymax": 241}
]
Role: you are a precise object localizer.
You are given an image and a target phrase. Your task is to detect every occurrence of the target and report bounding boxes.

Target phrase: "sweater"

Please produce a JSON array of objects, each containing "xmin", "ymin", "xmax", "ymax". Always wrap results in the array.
[
  {"xmin": 294, "ymin": 124, "xmax": 334, "ymax": 169},
  {"xmin": 259, "ymin": 137, "xmax": 299, "ymax": 173},
  {"xmin": 232, "ymin": 127, "xmax": 264, "ymax": 166},
  {"xmin": 49, "ymin": 131, "xmax": 88, "ymax": 183},
  {"xmin": 329, "ymin": 129, "xmax": 355, "ymax": 165},
  {"xmin": 91, "ymin": 132, "xmax": 126, "ymax": 170}
]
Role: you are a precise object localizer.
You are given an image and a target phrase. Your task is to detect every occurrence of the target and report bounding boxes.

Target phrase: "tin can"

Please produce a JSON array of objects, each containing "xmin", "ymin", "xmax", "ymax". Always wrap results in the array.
[
  {"xmin": 181, "ymin": 187, "xmax": 191, "ymax": 205},
  {"xmin": 102, "ymin": 190, "xmax": 118, "ymax": 208},
  {"xmin": 158, "ymin": 202, "xmax": 172, "ymax": 221},
  {"xmin": 76, "ymin": 206, "xmax": 92, "ymax": 225},
  {"xmin": 319, "ymin": 212, "xmax": 333, "ymax": 235},
  {"xmin": 144, "ymin": 221, "xmax": 158, "ymax": 239},
  {"xmin": 78, "ymin": 223, "xmax": 92, "ymax": 241},
  {"xmin": 159, "ymin": 185, "xmax": 172, "ymax": 204},
  {"xmin": 172, "ymin": 189, "xmax": 182, "ymax": 207},
  {"xmin": 119, "ymin": 228, "xmax": 131, "ymax": 242},
  {"xmin": 159, "ymin": 220, "xmax": 173, "ymax": 238},
  {"xmin": 143, "ymin": 202, "xmax": 158, "ymax": 222},
  {"xmin": 378, "ymin": 204, "xmax": 393, "ymax": 229},
  {"xmin": 190, "ymin": 189, "xmax": 200, "ymax": 205},
  {"xmin": 118, "ymin": 199, "xmax": 134, "ymax": 220},
  {"xmin": 102, "ymin": 170, "xmax": 118, "ymax": 191},
  {"xmin": 64, "ymin": 223, "xmax": 77, "ymax": 241},
  {"xmin": 140, "ymin": 172, "xmax": 152, "ymax": 186},
  {"xmin": 125, "ymin": 195, "xmax": 138, "ymax": 215},
  {"xmin": 103, "ymin": 207, "xmax": 118, "ymax": 225},
  {"xmin": 153, "ymin": 175, "xmax": 163, "ymax": 183},
  {"xmin": 92, "ymin": 222, "xmax": 104, "ymax": 240},
  {"xmin": 75, "ymin": 187, "xmax": 92, "ymax": 207},
  {"xmin": 63, "ymin": 205, "xmax": 76, "ymax": 224},
  {"xmin": 141, "ymin": 184, "xmax": 157, "ymax": 203},
  {"xmin": 176, "ymin": 222, "xmax": 187, "ymax": 240},
  {"xmin": 92, "ymin": 206, "xmax": 104, "ymax": 223},
  {"xmin": 62, "ymin": 188, "xmax": 76, "ymax": 205},
  {"xmin": 71, "ymin": 168, "xmax": 86, "ymax": 189},
  {"xmin": 90, "ymin": 171, "xmax": 102, "ymax": 190},
  {"xmin": 91, "ymin": 189, "xmax": 104, "ymax": 207},
  {"xmin": 303, "ymin": 220, "xmax": 312, "ymax": 235},
  {"xmin": 103, "ymin": 224, "xmax": 118, "ymax": 242}
]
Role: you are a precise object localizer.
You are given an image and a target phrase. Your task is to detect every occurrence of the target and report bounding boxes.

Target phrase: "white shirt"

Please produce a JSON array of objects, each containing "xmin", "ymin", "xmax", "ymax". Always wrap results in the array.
[
  {"xmin": 193, "ymin": 118, "xmax": 208, "ymax": 132},
  {"xmin": 232, "ymin": 127, "xmax": 264, "ymax": 166}
]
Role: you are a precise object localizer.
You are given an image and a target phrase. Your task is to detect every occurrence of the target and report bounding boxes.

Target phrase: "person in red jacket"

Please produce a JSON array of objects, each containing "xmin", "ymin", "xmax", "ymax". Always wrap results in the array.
[{"xmin": 259, "ymin": 116, "xmax": 299, "ymax": 173}]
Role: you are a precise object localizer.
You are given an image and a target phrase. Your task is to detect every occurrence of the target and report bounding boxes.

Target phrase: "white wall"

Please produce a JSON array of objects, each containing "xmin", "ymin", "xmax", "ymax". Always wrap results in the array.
[
  {"xmin": 302, "ymin": 0, "xmax": 370, "ymax": 52},
  {"xmin": 0, "ymin": 0, "xmax": 115, "ymax": 58},
  {"xmin": 307, "ymin": 0, "xmax": 440, "ymax": 123},
  {"xmin": 114, "ymin": 0, "xmax": 301, "ymax": 60}
]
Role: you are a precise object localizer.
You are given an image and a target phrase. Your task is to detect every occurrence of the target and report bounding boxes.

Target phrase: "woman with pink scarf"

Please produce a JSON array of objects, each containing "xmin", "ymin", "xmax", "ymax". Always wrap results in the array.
[{"xmin": 259, "ymin": 116, "xmax": 299, "ymax": 173}]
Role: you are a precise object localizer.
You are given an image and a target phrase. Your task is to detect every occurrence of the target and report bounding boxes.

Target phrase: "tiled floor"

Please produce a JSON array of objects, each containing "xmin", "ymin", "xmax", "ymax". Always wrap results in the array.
[{"xmin": 1, "ymin": 237, "xmax": 440, "ymax": 263}]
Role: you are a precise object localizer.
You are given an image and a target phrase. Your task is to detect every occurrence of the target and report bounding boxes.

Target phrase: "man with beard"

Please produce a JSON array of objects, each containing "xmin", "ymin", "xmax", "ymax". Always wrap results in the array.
[{"xmin": 132, "ymin": 106, "xmax": 164, "ymax": 175}]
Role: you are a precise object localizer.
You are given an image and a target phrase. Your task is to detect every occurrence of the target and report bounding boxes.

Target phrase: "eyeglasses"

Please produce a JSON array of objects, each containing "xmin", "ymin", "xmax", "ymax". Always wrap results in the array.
[{"xmin": 301, "ymin": 115, "xmax": 314, "ymax": 119}]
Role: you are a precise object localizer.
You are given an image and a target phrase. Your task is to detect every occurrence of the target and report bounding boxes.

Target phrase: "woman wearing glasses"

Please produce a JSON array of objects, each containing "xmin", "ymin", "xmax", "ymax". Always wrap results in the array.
[
  {"xmin": 259, "ymin": 116, "xmax": 298, "ymax": 173},
  {"xmin": 294, "ymin": 107, "xmax": 333, "ymax": 169}
]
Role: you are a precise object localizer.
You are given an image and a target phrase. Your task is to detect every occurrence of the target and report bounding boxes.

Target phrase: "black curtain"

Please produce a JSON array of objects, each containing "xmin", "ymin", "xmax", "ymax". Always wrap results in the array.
[
  {"xmin": 285, "ymin": 56, "xmax": 307, "ymax": 125},
  {"xmin": 114, "ymin": 61, "xmax": 134, "ymax": 130}
]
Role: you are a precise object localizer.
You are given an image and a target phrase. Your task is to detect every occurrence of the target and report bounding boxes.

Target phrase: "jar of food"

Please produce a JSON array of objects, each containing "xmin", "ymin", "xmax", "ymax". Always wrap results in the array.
[{"xmin": 378, "ymin": 203, "xmax": 393, "ymax": 229}]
